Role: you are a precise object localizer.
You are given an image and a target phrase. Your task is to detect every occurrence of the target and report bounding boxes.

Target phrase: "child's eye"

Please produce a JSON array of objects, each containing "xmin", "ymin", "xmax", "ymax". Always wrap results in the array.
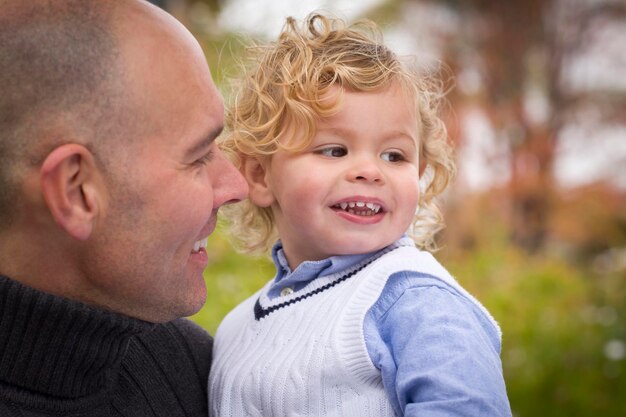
[
  {"xmin": 381, "ymin": 151, "xmax": 405, "ymax": 162},
  {"xmin": 316, "ymin": 146, "xmax": 347, "ymax": 158}
]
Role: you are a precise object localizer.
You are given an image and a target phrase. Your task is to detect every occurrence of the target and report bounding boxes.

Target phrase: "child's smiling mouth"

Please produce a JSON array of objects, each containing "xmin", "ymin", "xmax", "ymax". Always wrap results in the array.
[{"xmin": 331, "ymin": 201, "xmax": 383, "ymax": 216}]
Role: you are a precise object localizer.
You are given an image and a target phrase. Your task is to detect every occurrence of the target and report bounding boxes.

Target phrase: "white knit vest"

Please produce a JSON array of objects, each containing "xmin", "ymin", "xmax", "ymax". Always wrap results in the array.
[{"xmin": 209, "ymin": 246, "xmax": 499, "ymax": 417}]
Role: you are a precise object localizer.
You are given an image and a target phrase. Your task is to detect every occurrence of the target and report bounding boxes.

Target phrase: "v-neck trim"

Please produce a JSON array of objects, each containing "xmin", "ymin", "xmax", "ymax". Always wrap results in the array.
[{"xmin": 254, "ymin": 244, "xmax": 402, "ymax": 320}]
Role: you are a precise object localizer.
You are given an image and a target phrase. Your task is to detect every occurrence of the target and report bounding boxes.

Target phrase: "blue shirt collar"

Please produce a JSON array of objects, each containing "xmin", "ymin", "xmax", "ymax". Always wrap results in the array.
[{"xmin": 268, "ymin": 236, "xmax": 415, "ymax": 298}]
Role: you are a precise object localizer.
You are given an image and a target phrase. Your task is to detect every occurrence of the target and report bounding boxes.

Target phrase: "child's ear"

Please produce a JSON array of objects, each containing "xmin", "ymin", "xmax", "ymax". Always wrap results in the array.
[
  {"xmin": 242, "ymin": 156, "xmax": 275, "ymax": 208},
  {"xmin": 40, "ymin": 144, "xmax": 104, "ymax": 241}
]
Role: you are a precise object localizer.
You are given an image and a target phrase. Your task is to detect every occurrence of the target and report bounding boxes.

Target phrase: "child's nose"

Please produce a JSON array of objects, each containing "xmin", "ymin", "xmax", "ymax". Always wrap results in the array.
[{"xmin": 347, "ymin": 155, "xmax": 384, "ymax": 184}]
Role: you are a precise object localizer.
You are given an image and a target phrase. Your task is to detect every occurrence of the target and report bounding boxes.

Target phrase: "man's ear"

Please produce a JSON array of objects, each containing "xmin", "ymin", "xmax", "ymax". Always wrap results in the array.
[
  {"xmin": 242, "ymin": 156, "xmax": 275, "ymax": 208},
  {"xmin": 40, "ymin": 144, "xmax": 103, "ymax": 241}
]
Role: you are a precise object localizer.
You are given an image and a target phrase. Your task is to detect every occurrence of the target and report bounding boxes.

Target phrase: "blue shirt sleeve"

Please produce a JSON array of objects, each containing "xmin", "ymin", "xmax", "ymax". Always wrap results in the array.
[{"xmin": 364, "ymin": 271, "xmax": 513, "ymax": 417}]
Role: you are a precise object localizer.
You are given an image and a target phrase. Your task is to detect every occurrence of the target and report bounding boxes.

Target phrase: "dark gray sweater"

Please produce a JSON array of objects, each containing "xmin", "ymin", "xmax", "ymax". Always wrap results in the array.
[{"xmin": 0, "ymin": 275, "xmax": 212, "ymax": 416}]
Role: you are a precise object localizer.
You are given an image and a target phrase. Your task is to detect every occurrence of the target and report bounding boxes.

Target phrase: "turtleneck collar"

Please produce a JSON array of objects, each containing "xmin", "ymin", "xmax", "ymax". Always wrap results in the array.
[{"xmin": 0, "ymin": 275, "xmax": 154, "ymax": 399}]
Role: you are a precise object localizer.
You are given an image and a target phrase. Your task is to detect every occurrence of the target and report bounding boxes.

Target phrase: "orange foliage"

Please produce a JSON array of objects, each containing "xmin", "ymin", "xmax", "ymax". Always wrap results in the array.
[{"xmin": 549, "ymin": 183, "xmax": 626, "ymax": 252}]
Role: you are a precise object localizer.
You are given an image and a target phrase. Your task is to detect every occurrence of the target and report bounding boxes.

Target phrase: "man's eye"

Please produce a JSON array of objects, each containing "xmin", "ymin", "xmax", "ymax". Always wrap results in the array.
[
  {"xmin": 381, "ymin": 151, "xmax": 405, "ymax": 162},
  {"xmin": 316, "ymin": 146, "xmax": 347, "ymax": 157},
  {"xmin": 195, "ymin": 151, "xmax": 214, "ymax": 165}
]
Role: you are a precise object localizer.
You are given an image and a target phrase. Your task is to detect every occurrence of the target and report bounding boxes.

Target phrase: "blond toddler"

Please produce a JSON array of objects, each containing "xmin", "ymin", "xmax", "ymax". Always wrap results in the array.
[{"xmin": 209, "ymin": 13, "xmax": 512, "ymax": 417}]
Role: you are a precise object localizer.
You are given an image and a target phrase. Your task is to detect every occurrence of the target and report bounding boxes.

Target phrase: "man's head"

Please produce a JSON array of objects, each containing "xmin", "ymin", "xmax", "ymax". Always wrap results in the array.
[
  {"xmin": 0, "ymin": 0, "xmax": 126, "ymax": 226},
  {"xmin": 0, "ymin": 0, "xmax": 248, "ymax": 322}
]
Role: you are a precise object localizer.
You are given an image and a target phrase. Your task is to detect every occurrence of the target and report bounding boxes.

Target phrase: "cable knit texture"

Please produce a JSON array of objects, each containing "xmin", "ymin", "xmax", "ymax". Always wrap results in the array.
[
  {"xmin": 209, "ymin": 245, "xmax": 502, "ymax": 417},
  {"xmin": 0, "ymin": 275, "xmax": 213, "ymax": 417}
]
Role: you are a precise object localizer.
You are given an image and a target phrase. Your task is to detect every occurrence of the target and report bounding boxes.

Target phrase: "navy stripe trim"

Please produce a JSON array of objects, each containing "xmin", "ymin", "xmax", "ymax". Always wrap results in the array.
[{"xmin": 254, "ymin": 260, "xmax": 374, "ymax": 320}]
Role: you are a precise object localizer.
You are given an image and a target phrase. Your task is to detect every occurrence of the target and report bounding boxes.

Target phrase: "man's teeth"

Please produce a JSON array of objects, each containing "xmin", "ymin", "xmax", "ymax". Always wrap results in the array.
[
  {"xmin": 193, "ymin": 238, "xmax": 208, "ymax": 252},
  {"xmin": 336, "ymin": 201, "xmax": 382, "ymax": 214}
]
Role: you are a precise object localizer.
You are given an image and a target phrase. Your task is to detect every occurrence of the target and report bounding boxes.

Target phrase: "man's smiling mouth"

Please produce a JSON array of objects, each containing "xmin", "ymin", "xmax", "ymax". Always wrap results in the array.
[
  {"xmin": 331, "ymin": 201, "xmax": 382, "ymax": 216},
  {"xmin": 192, "ymin": 238, "xmax": 208, "ymax": 253}
]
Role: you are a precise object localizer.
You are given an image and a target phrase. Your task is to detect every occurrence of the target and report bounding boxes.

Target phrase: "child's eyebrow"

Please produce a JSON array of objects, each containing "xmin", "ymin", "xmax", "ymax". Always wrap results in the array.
[
  {"xmin": 316, "ymin": 126, "xmax": 356, "ymax": 139},
  {"xmin": 318, "ymin": 126, "xmax": 417, "ymax": 143}
]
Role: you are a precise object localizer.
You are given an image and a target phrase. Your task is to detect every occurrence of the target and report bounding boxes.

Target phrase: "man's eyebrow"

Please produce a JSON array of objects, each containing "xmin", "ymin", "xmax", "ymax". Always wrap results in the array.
[{"xmin": 185, "ymin": 125, "xmax": 224, "ymax": 158}]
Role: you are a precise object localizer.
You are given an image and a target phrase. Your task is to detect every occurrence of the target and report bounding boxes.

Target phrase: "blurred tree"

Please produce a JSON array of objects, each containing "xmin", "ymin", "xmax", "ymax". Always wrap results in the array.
[
  {"xmin": 550, "ymin": 183, "xmax": 626, "ymax": 256},
  {"xmin": 194, "ymin": 0, "xmax": 221, "ymax": 13},
  {"xmin": 380, "ymin": 0, "xmax": 626, "ymax": 252}
]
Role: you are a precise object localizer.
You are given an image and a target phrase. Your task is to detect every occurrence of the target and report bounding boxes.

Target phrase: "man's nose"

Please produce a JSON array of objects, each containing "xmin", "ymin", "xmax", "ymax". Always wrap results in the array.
[{"xmin": 213, "ymin": 150, "xmax": 249, "ymax": 206}]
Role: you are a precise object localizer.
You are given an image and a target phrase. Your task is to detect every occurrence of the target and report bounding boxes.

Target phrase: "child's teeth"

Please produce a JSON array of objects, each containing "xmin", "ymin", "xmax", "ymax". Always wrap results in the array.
[{"xmin": 336, "ymin": 201, "xmax": 381, "ymax": 213}]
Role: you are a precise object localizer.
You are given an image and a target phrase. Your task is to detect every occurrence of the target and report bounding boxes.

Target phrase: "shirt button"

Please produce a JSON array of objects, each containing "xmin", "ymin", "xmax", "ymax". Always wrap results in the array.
[{"xmin": 280, "ymin": 287, "xmax": 294, "ymax": 297}]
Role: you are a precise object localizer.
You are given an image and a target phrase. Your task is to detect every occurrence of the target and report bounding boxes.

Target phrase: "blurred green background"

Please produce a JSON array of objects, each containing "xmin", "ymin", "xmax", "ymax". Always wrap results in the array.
[{"xmin": 156, "ymin": 0, "xmax": 625, "ymax": 415}]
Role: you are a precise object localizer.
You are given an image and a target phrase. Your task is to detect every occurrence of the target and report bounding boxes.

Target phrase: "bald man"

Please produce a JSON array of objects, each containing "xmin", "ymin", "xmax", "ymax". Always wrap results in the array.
[{"xmin": 0, "ymin": 0, "xmax": 248, "ymax": 415}]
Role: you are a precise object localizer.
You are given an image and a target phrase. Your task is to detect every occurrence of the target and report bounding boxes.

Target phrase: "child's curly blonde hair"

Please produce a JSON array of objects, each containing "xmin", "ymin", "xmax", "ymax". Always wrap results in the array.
[{"xmin": 220, "ymin": 12, "xmax": 456, "ymax": 255}]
